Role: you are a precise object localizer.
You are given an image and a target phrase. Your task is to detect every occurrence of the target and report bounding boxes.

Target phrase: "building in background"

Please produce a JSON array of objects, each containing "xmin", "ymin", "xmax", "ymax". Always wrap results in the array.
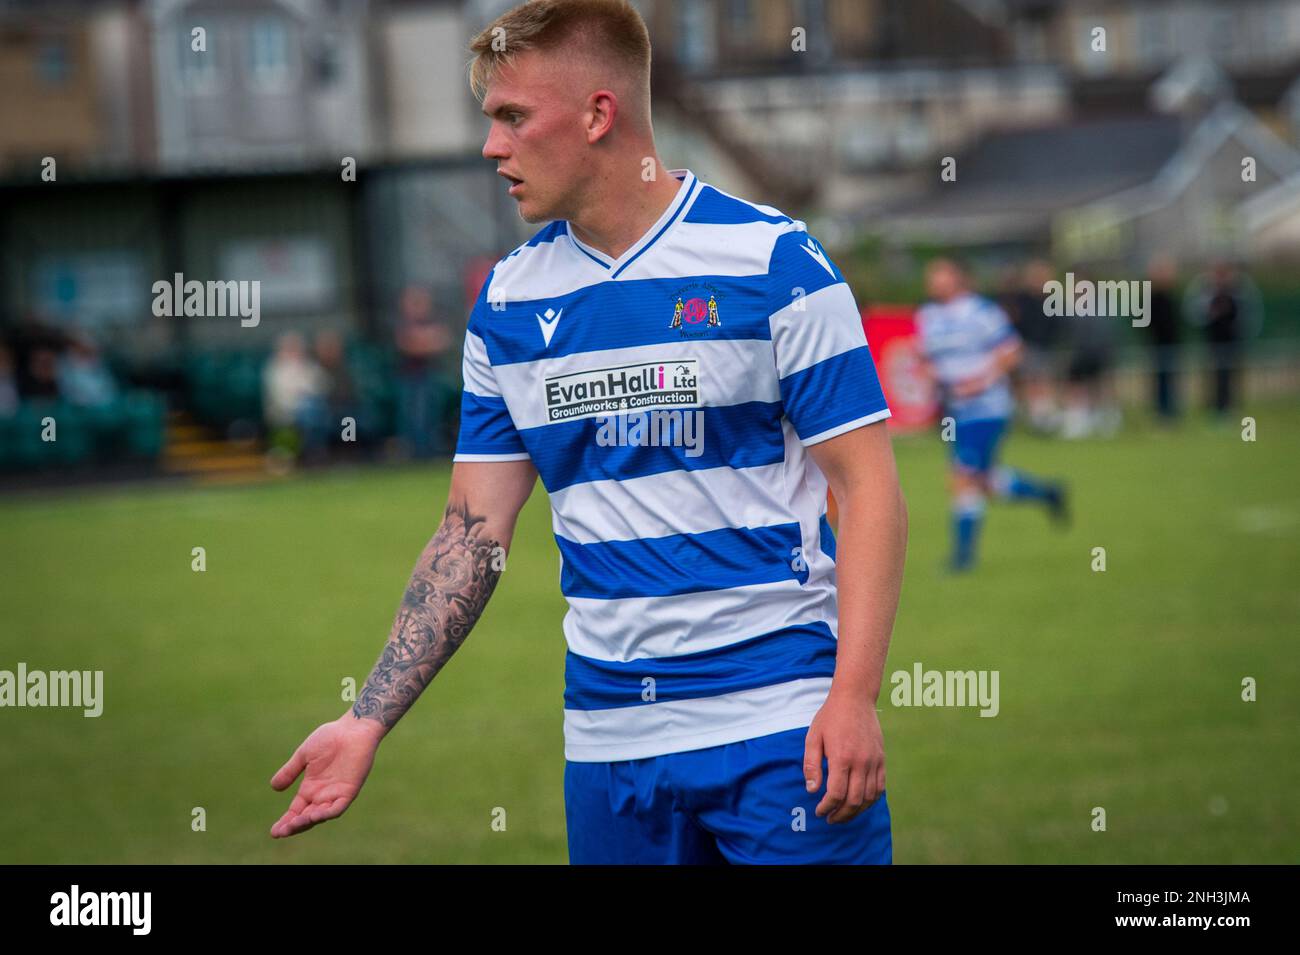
[
  {"xmin": 859, "ymin": 97, "xmax": 1300, "ymax": 268},
  {"xmin": 2, "ymin": 0, "xmax": 1299, "ymax": 354},
  {"xmin": 1241, "ymin": 169, "xmax": 1300, "ymax": 262},
  {"xmin": 0, "ymin": 0, "xmax": 155, "ymax": 173},
  {"xmin": 148, "ymin": 0, "xmax": 380, "ymax": 171},
  {"xmin": 643, "ymin": 0, "xmax": 1068, "ymax": 216}
]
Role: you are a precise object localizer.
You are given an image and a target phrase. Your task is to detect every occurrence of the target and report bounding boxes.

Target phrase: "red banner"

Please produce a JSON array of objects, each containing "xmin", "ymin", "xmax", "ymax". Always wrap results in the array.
[
  {"xmin": 462, "ymin": 256, "xmax": 498, "ymax": 313},
  {"xmin": 862, "ymin": 305, "xmax": 938, "ymax": 432}
]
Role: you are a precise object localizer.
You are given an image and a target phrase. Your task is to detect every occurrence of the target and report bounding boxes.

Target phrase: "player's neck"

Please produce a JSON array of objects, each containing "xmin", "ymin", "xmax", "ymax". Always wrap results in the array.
[{"xmin": 567, "ymin": 161, "xmax": 682, "ymax": 261}]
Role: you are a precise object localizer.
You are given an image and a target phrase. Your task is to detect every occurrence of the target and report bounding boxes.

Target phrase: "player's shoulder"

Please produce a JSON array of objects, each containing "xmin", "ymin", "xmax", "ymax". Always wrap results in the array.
[
  {"xmin": 685, "ymin": 180, "xmax": 796, "ymax": 231},
  {"xmin": 469, "ymin": 220, "xmax": 574, "ymax": 332},
  {"xmin": 968, "ymin": 293, "xmax": 1011, "ymax": 323},
  {"xmin": 915, "ymin": 302, "xmax": 949, "ymax": 341},
  {"xmin": 682, "ymin": 179, "xmax": 811, "ymax": 265},
  {"xmin": 487, "ymin": 220, "xmax": 569, "ymax": 287},
  {"xmin": 729, "ymin": 205, "xmax": 847, "ymax": 296}
]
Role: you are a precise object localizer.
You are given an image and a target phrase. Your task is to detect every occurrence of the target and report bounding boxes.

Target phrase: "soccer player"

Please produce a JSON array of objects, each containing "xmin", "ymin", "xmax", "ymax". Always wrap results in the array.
[
  {"xmin": 915, "ymin": 258, "xmax": 1067, "ymax": 573},
  {"xmin": 270, "ymin": 0, "xmax": 907, "ymax": 864}
]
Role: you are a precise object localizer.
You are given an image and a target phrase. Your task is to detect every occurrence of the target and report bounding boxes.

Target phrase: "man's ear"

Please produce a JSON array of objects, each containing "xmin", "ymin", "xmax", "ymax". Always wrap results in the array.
[{"xmin": 586, "ymin": 89, "xmax": 618, "ymax": 144}]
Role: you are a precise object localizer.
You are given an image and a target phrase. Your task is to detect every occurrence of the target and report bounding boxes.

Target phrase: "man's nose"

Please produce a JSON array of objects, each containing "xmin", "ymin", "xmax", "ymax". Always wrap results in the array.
[{"xmin": 482, "ymin": 123, "xmax": 508, "ymax": 160}]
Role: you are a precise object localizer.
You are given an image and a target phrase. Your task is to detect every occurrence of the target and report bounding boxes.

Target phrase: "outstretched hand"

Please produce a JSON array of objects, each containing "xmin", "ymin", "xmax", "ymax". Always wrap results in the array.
[{"xmin": 270, "ymin": 715, "xmax": 385, "ymax": 838}]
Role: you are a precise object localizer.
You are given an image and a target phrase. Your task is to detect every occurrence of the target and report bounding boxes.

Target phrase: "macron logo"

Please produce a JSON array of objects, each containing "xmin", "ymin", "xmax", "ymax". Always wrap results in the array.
[
  {"xmin": 801, "ymin": 238, "xmax": 835, "ymax": 278},
  {"xmin": 537, "ymin": 306, "xmax": 563, "ymax": 347}
]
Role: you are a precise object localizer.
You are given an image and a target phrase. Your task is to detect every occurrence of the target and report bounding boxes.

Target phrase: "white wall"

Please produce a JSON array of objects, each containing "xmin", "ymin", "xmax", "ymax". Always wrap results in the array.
[{"xmin": 382, "ymin": 6, "xmax": 480, "ymax": 157}]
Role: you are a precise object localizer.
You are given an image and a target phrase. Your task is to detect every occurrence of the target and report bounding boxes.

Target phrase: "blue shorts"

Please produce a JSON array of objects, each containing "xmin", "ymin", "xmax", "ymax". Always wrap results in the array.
[
  {"xmin": 564, "ymin": 726, "xmax": 892, "ymax": 864},
  {"xmin": 951, "ymin": 416, "xmax": 1007, "ymax": 474}
]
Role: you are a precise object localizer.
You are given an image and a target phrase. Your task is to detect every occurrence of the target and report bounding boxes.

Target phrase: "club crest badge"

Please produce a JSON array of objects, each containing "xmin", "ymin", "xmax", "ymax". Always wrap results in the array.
[{"xmin": 669, "ymin": 283, "xmax": 721, "ymax": 339}]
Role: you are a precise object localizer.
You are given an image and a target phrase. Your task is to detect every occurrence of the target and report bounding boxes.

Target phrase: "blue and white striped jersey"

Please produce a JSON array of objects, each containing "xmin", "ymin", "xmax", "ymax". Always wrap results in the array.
[
  {"xmin": 915, "ymin": 293, "xmax": 1020, "ymax": 422},
  {"xmin": 454, "ymin": 168, "xmax": 890, "ymax": 761}
]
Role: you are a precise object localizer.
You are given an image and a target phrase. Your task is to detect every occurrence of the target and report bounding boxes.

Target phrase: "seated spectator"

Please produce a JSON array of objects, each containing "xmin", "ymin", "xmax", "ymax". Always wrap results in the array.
[
  {"xmin": 58, "ymin": 336, "xmax": 119, "ymax": 409},
  {"xmin": 262, "ymin": 332, "xmax": 328, "ymax": 463},
  {"xmin": 314, "ymin": 329, "xmax": 362, "ymax": 453},
  {"xmin": 8, "ymin": 310, "xmax": 67, "ymax": 399},
  {"xmin": 25, "ymin": 347, "xmax": 62, "ymax": 401}
]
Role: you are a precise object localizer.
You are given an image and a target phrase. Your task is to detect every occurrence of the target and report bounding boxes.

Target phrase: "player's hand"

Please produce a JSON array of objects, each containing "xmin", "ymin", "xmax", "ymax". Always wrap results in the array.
[
  {"xmin": 951, "ymin": 372, "xmax": 990, "ymax": 398},
  {"xmin": 803, "ymin": 689, "xmax": 886, "ymax": 825},
  {"xmin": 269, "ymin": 714, "xmax": 385, "ymax": 838},
  {"xmin": 912, "ymin": 356, "xmax": 943, "ymax": 404}
]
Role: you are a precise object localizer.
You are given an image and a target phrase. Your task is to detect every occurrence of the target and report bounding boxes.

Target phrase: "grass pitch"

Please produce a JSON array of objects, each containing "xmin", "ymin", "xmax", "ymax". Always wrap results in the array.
[{"xmin": 1, "ymin": 405, "xmax": 1296, "ymax": 863}]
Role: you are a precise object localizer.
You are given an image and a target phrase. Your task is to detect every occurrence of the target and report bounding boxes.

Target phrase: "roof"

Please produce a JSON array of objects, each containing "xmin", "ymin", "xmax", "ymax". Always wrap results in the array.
[
  {"xmin": 858, "ymin": 112, "xmax": 1185, "ymax": 241},
  {"xmin": 938, "ymin": 113, "xmax": 1184, "ymax": 200}
]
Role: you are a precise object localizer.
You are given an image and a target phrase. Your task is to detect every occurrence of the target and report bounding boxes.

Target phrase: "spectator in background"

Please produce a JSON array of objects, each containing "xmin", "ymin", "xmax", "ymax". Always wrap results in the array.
[
  {"xmin": 263, "ymin": 332, "xmax": 328, "ymax": 464},
  {"xmin": 1060, "ymin": 269, "xmax": 1121, "ymax": 440},
  {"xmin": 1185, "ymin": 260, "xmax": 1263, "ymax": 419},
  {"xmin": 394, "ymin": 285, "xmax": 451, "ymax": 458},
  {"xmin": 1146, "ymin": 254, "xmax": 1182, "ymax": 423},
  {"xmin": 0, "ymin": 345, "xmax": 19, "ymax": 418},
  {"xmin": 1006, "ymin": 259, "xmax": 1062, "ymax": 434},
  {"xmin": 314, "ymin": 329, "xmax": 362, "ymax": 456},
  {"xmin": 25, "ymin": 347, "xmax": 62, "ymax": 401},
  {"xmin": 8, "ymin": 311, "xmax": 66, "ymax": 398},
  {"xmin": 58, "ymin": 335, "xmax": 118, "ymax": 409},
  {"xmin": 56, "ymin": 335, "xmax": 121, "ymax": 458}
]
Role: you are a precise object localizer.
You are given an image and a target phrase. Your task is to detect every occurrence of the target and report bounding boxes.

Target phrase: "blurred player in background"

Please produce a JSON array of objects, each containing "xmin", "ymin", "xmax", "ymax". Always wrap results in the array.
[{"xmin": 916, "ymin": 258, "xmax": 1067, "ymax": 572}]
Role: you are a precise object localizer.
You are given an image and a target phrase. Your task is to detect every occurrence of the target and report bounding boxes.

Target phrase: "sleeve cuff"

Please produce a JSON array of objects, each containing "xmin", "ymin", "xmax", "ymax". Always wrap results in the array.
[
  {"xmin": 800, "ymin": 407, "xmax": 892, "ymax": 446},
  {"xmin": 452, "ymin": 452, "xmax": 533, "ymax": 463}
]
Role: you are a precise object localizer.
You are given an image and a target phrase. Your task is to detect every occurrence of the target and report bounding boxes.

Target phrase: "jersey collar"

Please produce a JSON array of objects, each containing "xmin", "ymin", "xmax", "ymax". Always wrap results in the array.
[{"xmin": 565, "ymin": 168, "xmax": 699, "ymax": 279}]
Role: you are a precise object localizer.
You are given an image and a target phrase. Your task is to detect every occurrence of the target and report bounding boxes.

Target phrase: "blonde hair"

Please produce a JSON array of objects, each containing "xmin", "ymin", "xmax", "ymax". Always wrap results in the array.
[{"xmin": 468, "ymin": 0, "xmax": 651, "ymax": 120}]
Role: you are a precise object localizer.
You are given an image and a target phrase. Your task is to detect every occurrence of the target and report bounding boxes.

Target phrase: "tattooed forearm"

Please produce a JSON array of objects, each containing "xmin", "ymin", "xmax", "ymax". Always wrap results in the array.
[{"xmin": 351, "ymin": 500, "xmax": 503, "ymax": 730}]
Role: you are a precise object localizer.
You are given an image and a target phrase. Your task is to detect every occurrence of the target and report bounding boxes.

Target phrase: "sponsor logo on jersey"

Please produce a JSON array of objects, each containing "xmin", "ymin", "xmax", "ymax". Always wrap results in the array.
[{"xmin": 543, "ymin": 359, "xmax": 700, "ymax": 422}]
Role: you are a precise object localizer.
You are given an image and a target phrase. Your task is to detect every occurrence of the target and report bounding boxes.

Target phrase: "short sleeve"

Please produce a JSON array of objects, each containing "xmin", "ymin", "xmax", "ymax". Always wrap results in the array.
[
  {"xmin": 980, "ymin": 300, "xmax": 1020, "ymax": 350},
  {"xmin": 452, "ymin": 271, "xmax": 530, "ymax": 462},
  {"xmin": 766, "ymin": 227, "xmax": 890, "ymax": 445}
]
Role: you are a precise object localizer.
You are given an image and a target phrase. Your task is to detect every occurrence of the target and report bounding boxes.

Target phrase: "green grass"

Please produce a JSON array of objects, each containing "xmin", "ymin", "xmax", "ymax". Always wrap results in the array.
[{"xmin": 1, "ymin": 406, "xmax": 1297, "ymax": 863}]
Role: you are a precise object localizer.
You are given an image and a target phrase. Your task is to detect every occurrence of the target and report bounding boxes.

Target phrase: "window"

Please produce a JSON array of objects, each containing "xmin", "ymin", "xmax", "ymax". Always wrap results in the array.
[
  {"xmin": 36, "ymin": 40, "xmax": 69, "ymax": 86},
  {"xmin": 673, "ymin": 0, "xmax": 717, "ymax": 69},
  {"xmin": 725, "ymin": 0, "xmax": 755, "ymax": 43},
  {"xmin": 1076, "ymin": 21, "xmax": 1112, "ymax": 76},
  {"xmin": 249, "ymin": 16, "xmax": 291, "ymax": 88},
  {"xmin": 178, "ymin": 24, "xmax": 217, "ymax": 91},
  {"xmin": 315, "ymin": 33, "xmax": 342, "ymax": 85},
  {"xmin": 1137, "ymin": 8, "xmax": 1171, "ymax": 64}
]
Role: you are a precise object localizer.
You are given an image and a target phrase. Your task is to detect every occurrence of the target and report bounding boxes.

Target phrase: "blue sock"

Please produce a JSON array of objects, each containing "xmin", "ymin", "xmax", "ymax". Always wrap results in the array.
[
  {"xmin": 993, "ymin": 466, "xmax": 1054, "ymax": 502},
  {"xmin": 952, "ymin": 498, "xmax": 984, "ymax": 568}
]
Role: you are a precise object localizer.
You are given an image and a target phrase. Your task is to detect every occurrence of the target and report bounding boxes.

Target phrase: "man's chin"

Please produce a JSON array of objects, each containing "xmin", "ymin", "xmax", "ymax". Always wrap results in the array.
[{"xmin": 516, "ymin": 200, "xmax": 550, "ymax": 224}]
